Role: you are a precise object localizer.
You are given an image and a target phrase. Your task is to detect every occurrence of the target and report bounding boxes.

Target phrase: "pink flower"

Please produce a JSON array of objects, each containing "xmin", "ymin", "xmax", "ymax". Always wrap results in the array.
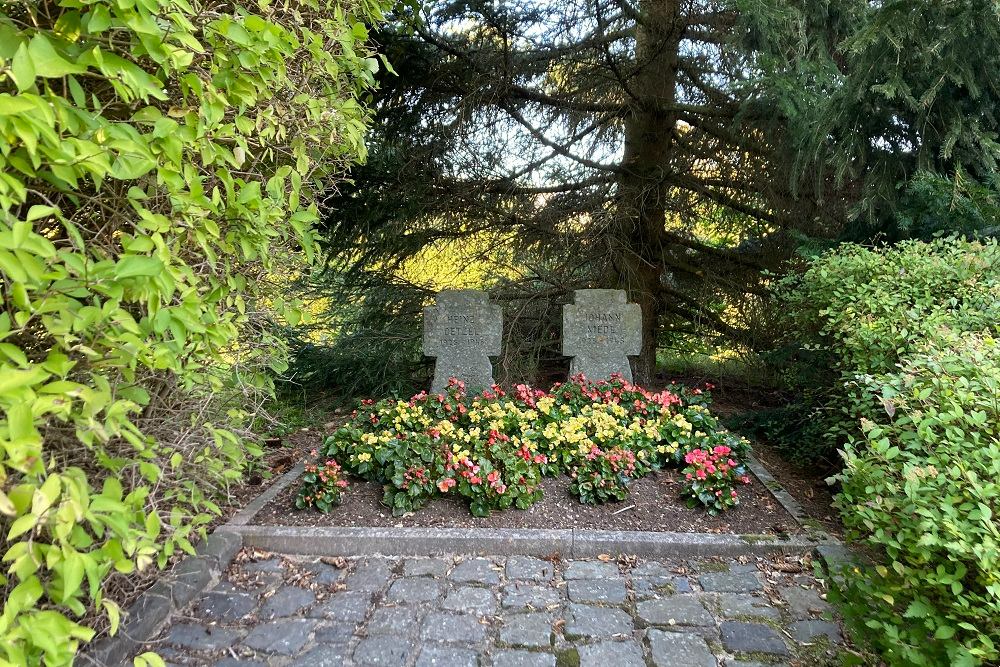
[{"xmin": 438, "ymin": 478, "xmax": 456, "ymax": 492}]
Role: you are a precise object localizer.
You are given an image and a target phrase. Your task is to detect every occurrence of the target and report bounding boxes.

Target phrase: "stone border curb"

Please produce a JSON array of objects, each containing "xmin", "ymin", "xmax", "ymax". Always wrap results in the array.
[
  {"xmin": 78, "ymin": 529, "xmax": 243, "ymax": 666},
  {"xmin": 227, "ymin": 524, "xmax": 829, "ymax": 559},
  {"xmin": 221, "ymin": 452, "xmax": 847, "ymax": 559},
  {"xmin": 570, "ymin": 528, "xmax": 823, "ymax": 558},
  {"xmin": 733, "ymin": 454, "xmax": 860, "ymax": 580},
  {"xmin": 745, "ymin": 453, "xmax": 833, "ymax": 542},
  {"xmin": 227, "ymin": 461, "xmax": 305, "ymax": 526},
  {"xmin": 743, "ymin": 453, "xmax": 858, "ymax": 571}
]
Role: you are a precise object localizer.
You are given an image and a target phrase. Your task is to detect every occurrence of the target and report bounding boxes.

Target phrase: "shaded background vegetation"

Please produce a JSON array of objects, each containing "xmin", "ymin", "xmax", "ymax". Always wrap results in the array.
[{"xmin": 281, "ymin": 0, "xmax": 1000, "ymax": 406}]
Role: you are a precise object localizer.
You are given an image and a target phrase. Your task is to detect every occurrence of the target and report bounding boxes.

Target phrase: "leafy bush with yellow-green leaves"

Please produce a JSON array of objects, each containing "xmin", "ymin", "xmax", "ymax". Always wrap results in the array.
[
  {"xmin": 0, "ymin": 0, "xmax": 386, "ymax": 664},
  {"xmin": 780, "ymin": 239, "xmax": 1000, "ymax": 665}
]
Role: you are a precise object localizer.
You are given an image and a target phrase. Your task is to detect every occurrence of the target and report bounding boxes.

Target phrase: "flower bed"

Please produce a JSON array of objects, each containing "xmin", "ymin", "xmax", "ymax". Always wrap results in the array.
[{"xmin": 296, "ymin": 375, "xmax": 752, "ymax": 517}]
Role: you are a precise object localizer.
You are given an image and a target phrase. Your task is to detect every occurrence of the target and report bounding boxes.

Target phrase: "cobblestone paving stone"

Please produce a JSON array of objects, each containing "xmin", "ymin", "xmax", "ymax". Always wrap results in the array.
[{"xmin": 139, "ymin": 550, "xmax": 846, "ymax": 666}]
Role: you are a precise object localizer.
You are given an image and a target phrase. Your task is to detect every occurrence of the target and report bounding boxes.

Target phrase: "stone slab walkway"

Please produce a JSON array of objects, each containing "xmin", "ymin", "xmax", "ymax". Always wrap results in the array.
[{"xmin": 140, "ymin": 550, "xmax": 845, "ymax": 666}]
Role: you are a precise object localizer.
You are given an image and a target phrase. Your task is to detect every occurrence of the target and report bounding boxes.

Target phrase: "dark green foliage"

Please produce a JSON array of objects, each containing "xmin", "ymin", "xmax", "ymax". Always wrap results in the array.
[
  {"xmin": 753, "ymin": 0, "xmax": 1000, "ymax": 237},
  {"xmin": 294, "ymin": 0, "xmax": 1000, "ymax": 399},
  {"xmin": 730, "ymin": 403, "xmax": 834, "ymax": 467},
  {"xmin": 278, "ymin": 276, "xmax": 428, "ymax": 399},
  {"xmin": 299, "ymin": 0, "xmax": 842, "ymax": 388},
  {"xmin": 896, "ymin": 171, "xmax": 1000, "ymax": 240}
]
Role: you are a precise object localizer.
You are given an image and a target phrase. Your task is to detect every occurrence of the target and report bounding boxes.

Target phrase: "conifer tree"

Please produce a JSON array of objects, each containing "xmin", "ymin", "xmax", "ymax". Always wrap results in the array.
[{"xmin": 322, "ymin": 0, "xmax": 837, "ymax": 382}]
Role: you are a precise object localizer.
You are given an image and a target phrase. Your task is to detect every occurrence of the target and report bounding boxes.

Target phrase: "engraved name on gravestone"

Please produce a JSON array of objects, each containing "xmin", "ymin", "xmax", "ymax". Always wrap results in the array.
[
  {"xmin": 423, "ymin": 289, "xmax": 502, "ymax": 393},
  {"xmin": 562, "ymin": 289, "xmax": 642, "ymax": 382}
]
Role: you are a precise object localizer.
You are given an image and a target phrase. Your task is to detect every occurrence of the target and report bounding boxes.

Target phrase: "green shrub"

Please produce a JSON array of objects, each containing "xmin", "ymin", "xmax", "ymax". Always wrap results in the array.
[
  {"xmin": 776, "ymin": 239, "xmax": 1000, "ymax": 664},
  {"xmin": 774, "ymin": 237, "xmax": 1000, "ymax": 460},
  {"xmin": 831, "ymin": 333, "xmax": 1000, "ymax": 666},
  {"xmin": 0, "ymin": 0, "xmax": 385, "ymax": 663}
]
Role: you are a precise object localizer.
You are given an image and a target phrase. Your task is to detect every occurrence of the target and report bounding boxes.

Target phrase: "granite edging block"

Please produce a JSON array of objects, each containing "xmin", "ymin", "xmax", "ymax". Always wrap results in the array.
[
  {"xmin": 77, "ymin": 529, "xmax": 245, "ymax": 665},
  {"xmin": 230, "ymin": 524, "xmax": 823, "ymax": 558},
  {"xmin": 235, "ymin": 526, "xmax": 574, "ymax": 557},
  {"xmin": 225, "ymin": 463, "xmax": 305, "ymax": 527}
]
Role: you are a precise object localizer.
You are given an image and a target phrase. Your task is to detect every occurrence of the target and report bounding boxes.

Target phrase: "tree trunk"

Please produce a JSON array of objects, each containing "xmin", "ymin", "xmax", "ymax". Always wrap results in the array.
[{"xmin": 615, "ymin": 0, "xmax": 682, "ymax": 385}]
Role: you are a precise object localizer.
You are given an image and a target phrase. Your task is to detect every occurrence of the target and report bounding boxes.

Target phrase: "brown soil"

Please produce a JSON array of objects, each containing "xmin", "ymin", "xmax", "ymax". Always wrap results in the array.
[
  {"xmin": 694, "ymin": 386, "xmax": 845, "ymax": 538},
  {"xmin": 255, "ymin": 467, "xmax": 802, "ymax": 535},
  {"xmin": 752, "ymin": 442, "xmax": 844, "ymax": 538}
]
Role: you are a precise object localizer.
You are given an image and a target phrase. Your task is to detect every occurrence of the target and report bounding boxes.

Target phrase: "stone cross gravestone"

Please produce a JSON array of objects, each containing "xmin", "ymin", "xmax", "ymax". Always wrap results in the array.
[
  {"xmin": 423, "ymin": 289, "xmax": 503, "ymax": 393},
  {"xmin": 562, "ymin": 289, "xmax": 642, "ymax": 382}
]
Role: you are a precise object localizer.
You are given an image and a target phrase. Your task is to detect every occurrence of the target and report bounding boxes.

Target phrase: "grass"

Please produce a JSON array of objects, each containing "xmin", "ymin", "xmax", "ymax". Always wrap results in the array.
[
  {"xmin": 657, "ymin": 349, "xmax": 778, "ymax": 388},
  {"xmin": 554, "ymin": 647, "xmax": 580, "ymax": 667},
  {"xmin": 259, "ymin": 394, "xmax": 338, "ymax": 437}
]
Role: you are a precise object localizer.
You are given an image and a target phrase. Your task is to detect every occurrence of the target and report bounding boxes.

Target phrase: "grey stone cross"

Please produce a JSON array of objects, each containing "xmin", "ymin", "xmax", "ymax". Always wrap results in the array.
[
  {"xmin": 562, "ymin": 289, "xmax": 642, "ymax": 382},
  {"xmin": 423, "ymin": 289, "xmax": 502, "ymax": 393}
]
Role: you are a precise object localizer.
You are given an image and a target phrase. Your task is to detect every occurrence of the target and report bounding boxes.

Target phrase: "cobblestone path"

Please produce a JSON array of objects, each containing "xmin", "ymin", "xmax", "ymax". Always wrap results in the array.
[{"xmin": 142, "ymin": 550, "xmax": 845, "ymax": 666}]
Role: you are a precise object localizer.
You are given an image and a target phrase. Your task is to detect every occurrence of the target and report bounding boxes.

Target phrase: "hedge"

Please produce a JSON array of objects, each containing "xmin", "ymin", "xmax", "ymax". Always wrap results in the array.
[{"xmin": 0, "ymin": 0, "xmax": 386, "ymax": 663}]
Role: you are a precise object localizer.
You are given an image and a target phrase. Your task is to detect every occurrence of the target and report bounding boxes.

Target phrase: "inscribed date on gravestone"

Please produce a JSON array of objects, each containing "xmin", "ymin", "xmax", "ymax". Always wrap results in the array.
[
  {"xmin": 563, "ymin": 289, "xmax": 641, "ymax": 382},
  {"xmin": 423, "ymin": 289, "xmax": 502, "ymax": 393}
]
